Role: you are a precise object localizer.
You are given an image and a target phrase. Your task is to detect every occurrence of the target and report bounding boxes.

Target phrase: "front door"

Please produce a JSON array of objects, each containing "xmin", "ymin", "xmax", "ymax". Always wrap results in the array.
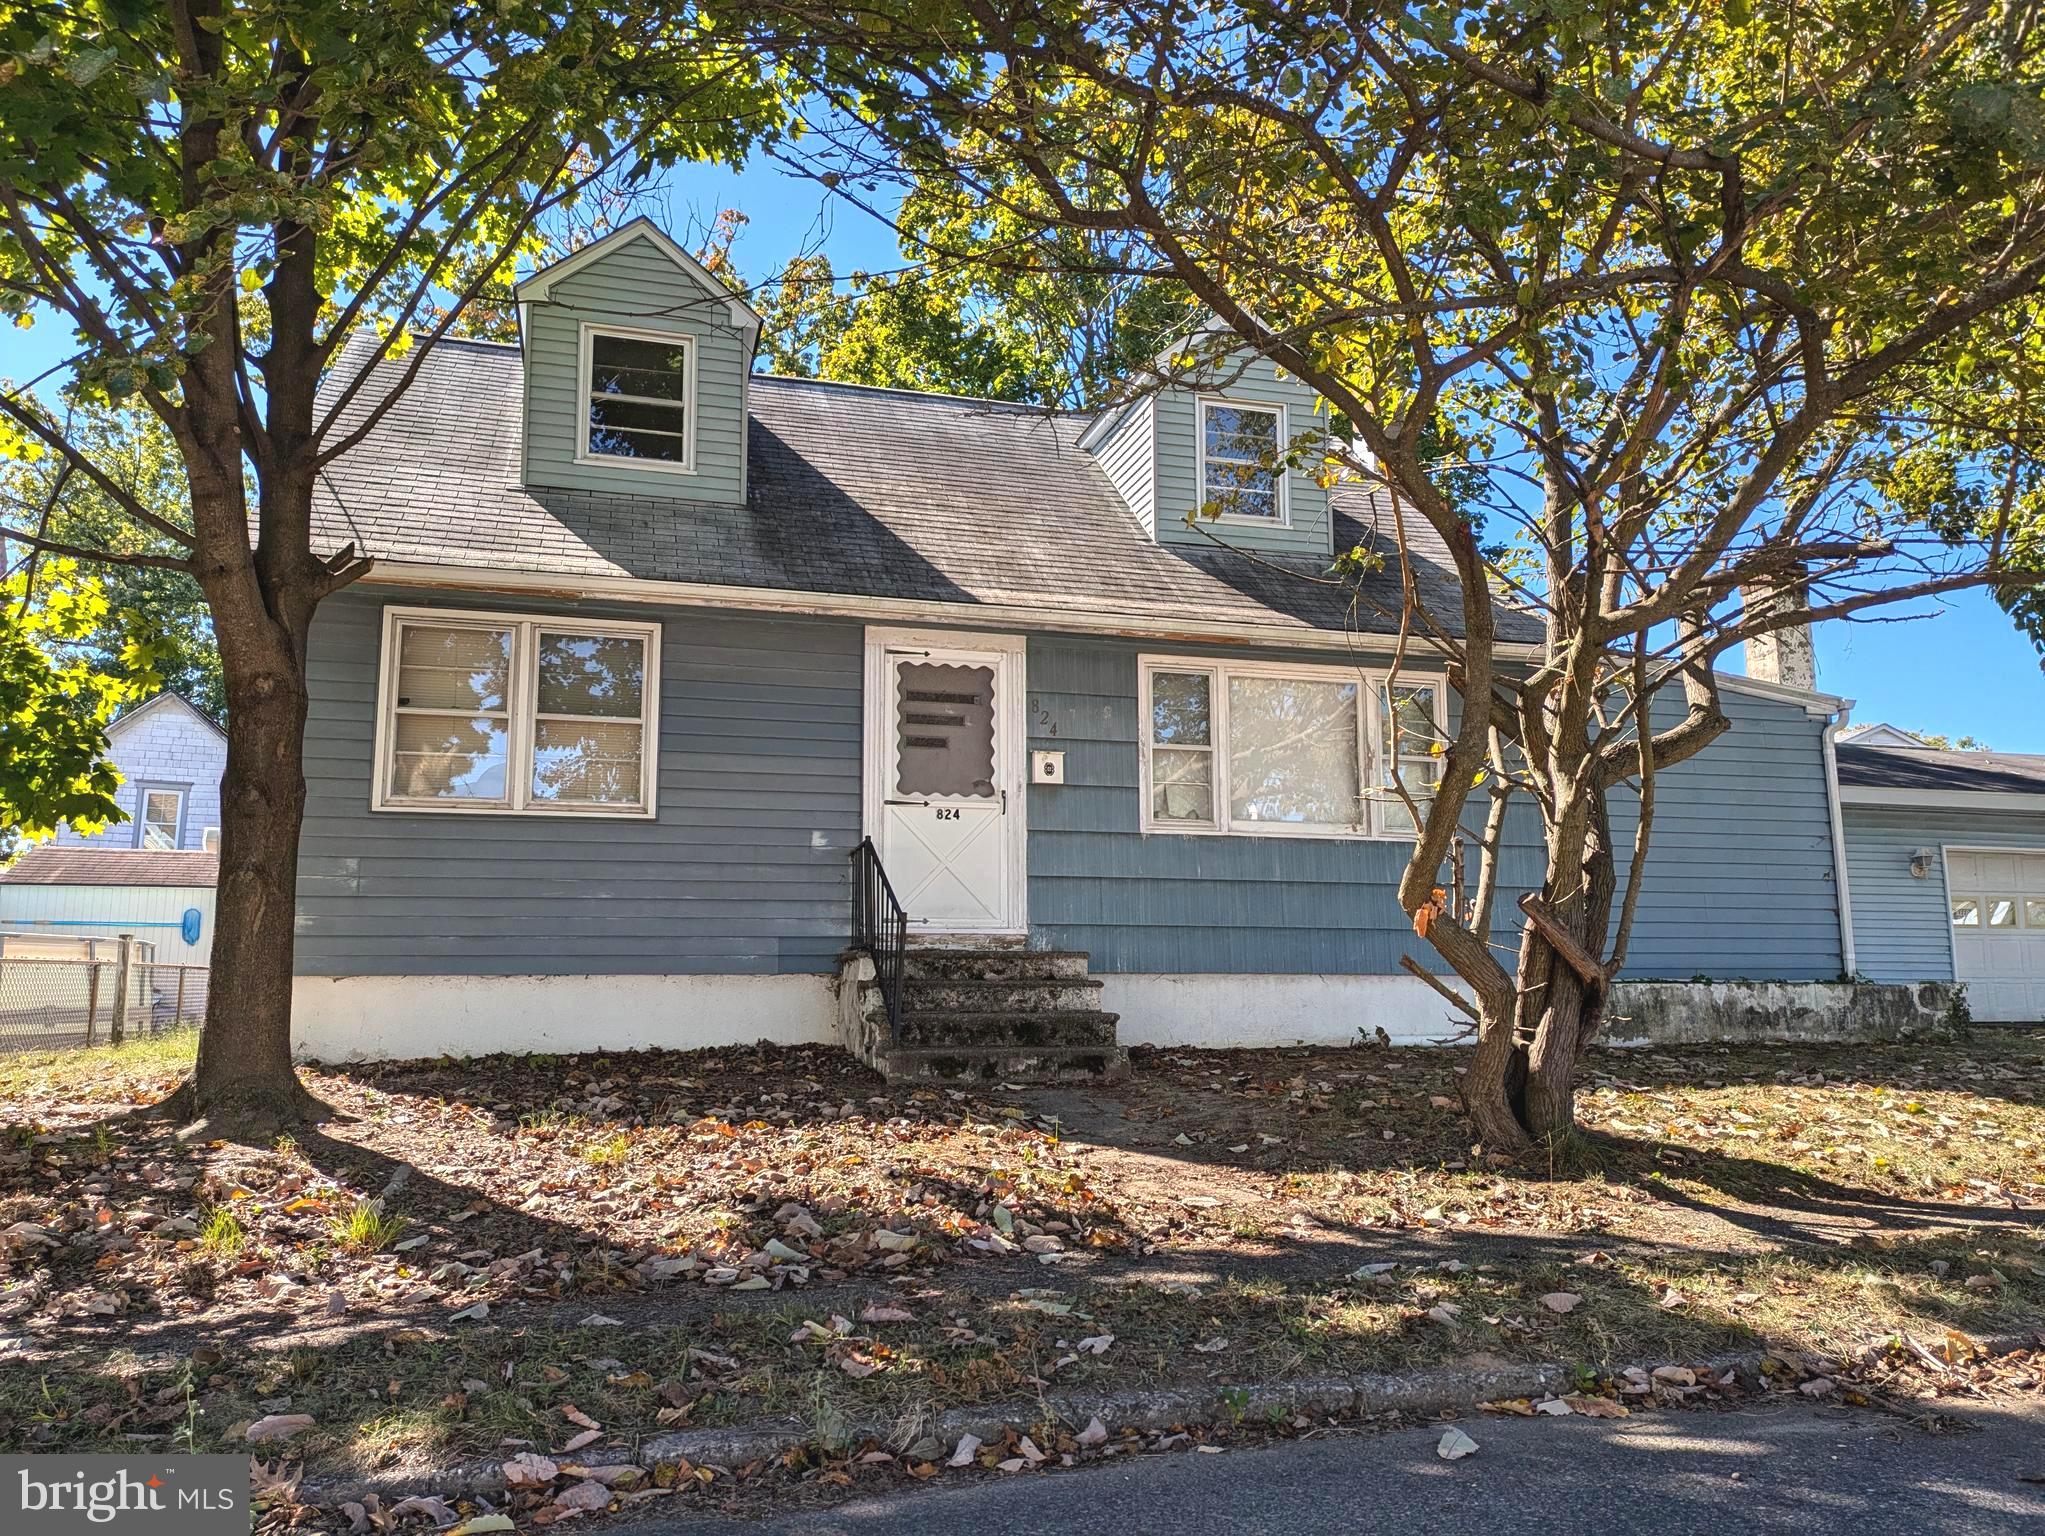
[{"xmin": 866, "ymin": 632, "xmax": 1024, "ymax": 933}]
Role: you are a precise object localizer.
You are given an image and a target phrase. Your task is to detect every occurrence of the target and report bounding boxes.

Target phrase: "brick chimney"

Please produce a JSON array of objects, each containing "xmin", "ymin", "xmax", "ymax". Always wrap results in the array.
[{"xmin": 1742, "ymin": 577, "xmax": 1816, "ymax": 691}]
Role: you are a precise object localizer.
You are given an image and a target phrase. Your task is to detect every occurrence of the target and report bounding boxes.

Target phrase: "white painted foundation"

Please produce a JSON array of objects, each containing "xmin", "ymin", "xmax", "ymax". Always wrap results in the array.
[
  {"xmin": 1098, "ymin": 973, "xmax": 1475, "ymax": 1048},
  {"xmin": 290, "ymin": 974, "xmax": 838, "ymax": 1062}
]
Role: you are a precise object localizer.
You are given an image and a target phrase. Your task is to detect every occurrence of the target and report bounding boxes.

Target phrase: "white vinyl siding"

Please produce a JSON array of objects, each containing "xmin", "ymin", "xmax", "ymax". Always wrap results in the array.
[
  {"xmin": 373, "ymin": 606, "xmax": 661, "ymax": 818},
  {"xmin": 1138, "ymin": 657, "xmax": 1445, "ymax": 840}
]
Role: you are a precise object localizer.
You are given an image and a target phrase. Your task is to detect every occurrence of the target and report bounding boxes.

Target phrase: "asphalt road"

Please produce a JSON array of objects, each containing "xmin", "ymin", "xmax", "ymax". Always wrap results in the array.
[{"xmin": 623, "ymin": 1398, "xmax": 2045, "ymax": 1535}]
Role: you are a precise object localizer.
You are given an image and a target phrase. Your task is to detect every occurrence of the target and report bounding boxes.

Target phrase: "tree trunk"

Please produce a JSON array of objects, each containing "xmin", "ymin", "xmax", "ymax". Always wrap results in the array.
[
  {"xmin": 168, "ymin": 494, "xmax": 327, "ymax": 1139},
  {"xmin": 1458, "ymin": 778, "xmax": 1620, "ymax": 1155}
]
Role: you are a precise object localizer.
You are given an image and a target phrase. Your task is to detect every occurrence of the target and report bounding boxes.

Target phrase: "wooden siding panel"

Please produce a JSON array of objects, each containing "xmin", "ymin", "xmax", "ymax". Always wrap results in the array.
[
  {"xmin": 1150, "ymin": 353, "xmax": 1332, "ymax": 559},
  {"xmin": 294, "ymin": 589, "xmax": 861, "ymax": 977},
  {"xmin": 1608, "ymin": 689, "xmax": 1845, "ymax": 980},
  {"xmin": 1027, "ymin": 636, "xmax": 1844, "ymax": 980},
  {"xmin": 1089, "ymin": 398, "xmax": 1158, "ymax": 538},
  {"xmin": 1844, "ymin": 805, "xmax": 2045, "ymax": 983},
  {"xmin": 521, "ymin": 233, "xmax": 750, "ymax": 503}
]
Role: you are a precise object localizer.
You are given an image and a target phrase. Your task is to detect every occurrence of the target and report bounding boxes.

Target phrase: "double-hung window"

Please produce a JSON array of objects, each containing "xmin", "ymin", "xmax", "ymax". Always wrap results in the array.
[
  {"xmin": 375, "ymin": 607, "xmax": 660, "ymax": 817},
  {"xmin": 1199, "ymin": 398, "xmax": 1286, "ymax": 522},
  {"xmin": 580, "ymin": 324, "xmax": 696, "ymax": 470},
  {"xmin": 1139, "ymin": 658, "xmax": 1445, "ymax": 839},
  {"xmin": 136, "ymin": 787, "xmax": 186, "ymax": 849}
]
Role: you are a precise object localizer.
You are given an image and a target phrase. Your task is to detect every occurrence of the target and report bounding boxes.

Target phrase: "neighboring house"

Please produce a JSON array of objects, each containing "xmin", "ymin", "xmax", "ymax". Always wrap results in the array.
[
  {"xmin": 285, "ymin": 214, "xmax": 1880, "ymax": 1068},
  {"xmin": 1839, "ymin": 722, "xmax": 1931, "ymax": 749},
  {"xmin": 1837, "ymin": 743, "xmax": 2045, "ymax": 1023},
  {"xmin": 54, "ymin": 692, "xmax": 226, "ymax": 853},
  {"xmin": 0, "ymin": 848, "xmax": 219, "ymax": 966}
]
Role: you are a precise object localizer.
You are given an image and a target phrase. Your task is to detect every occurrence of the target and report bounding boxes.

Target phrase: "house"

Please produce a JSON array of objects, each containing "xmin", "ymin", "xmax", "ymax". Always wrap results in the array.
[
  {"xmin": 0, "ymin": 848, "xmax": 219, "ymax": 966},
  {"xmin": 1836, "ymin": 740, "xmax": 2045, "ymax": 1023},
  {"xmin": 1840, "ymin": 722, "xmax": 1932, "ymax": 749},
  {"xmin": 0, "ymin": 692, "xmax": 225, "ymax": 968},
  {"xmin": 53, "ymin": 691, "xmax": 225, "ymax": 853},
  {"xmin": 289, "ymin": 217, "xmax": 1910, "ymax": 1070}
]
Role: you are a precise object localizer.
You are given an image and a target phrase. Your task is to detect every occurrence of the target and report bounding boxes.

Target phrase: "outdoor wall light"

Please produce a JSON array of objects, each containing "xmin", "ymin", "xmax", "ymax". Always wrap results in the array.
[{"xmin": 1909, "ymin": 848, "xmax": 1936, "ymax": 879}]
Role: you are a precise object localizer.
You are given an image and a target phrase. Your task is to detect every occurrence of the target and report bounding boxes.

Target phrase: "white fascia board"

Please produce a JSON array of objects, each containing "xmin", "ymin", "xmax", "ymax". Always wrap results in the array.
[{"xmin": 1839, "ymin": 785, "xmax": 2045, "ymax": 813}]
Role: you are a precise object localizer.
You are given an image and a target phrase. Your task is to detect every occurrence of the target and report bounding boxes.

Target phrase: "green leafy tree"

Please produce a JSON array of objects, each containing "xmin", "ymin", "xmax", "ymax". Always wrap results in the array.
[
  {"xmin": 0, "ymin": 1, "xmax": 775, "ymax": 1134},
  {"xmin": 739, "ymin": 0, "xmax": 2045, "ymax": 1149},
  {"xmin": 753, "ymin": 193, "xmax": 1189, "ymax": 406},
  {"xmin": 0, "ymin": 559, "xmax": 137, "ymax": 848},
  {"xmin": 1, "ymin": 402, "xmax": 222, "ymax": 715}
]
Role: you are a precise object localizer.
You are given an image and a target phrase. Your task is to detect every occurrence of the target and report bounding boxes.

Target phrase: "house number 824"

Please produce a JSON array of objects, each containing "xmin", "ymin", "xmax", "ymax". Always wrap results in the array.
[{"xmin": 934, "ymin": 807, "xmax": 961, "ymax": 820}]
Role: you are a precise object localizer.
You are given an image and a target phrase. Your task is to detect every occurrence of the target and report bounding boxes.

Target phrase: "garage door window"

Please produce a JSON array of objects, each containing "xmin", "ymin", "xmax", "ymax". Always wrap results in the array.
[
  {"xmin": 2029, "ymin": 898, "xmax": 2045, "ymax": 928},
  {"xmin": 1952, "ymin": 898, "xmax": 1980, "ymax": 927},
  {"xmin": 1987, "ymin": 898, "xmax": 2020, "ymax": 928}
]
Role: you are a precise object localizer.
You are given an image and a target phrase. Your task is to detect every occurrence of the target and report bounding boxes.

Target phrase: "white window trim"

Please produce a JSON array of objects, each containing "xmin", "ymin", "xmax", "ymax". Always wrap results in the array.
[
  {"xmin": 575, "ymin": 322, "xmax": 699, "ymax": 475},
  {"xmin": 1137, "ymin": 656, "xmax": 1447, "ymax": 841},
  {"xmin": 372, "ymin": 604, "xmax": 662, "ymax": 819},
  {"xmin": 1196, "ymin": 396, "xmax": 1289, "ymax": 528}
]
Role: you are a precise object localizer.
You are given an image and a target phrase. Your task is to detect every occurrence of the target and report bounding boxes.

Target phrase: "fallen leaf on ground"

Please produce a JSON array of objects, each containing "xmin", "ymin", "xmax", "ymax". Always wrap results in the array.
[
  {"xmin": 1437, "ymin": 1428, "xmax": 1480, "ymax": 1461},
  {"xmin": 245, "ymin": 1414, "xmax": 315, "ymax": 1444},
  {"xmin": 1540, "ymin": 1292, "xmax": 1582, "ymax": 1314},
  {"xmin": 947, "ymin": 1434, "xmax": 982, "ymax": 1467}
]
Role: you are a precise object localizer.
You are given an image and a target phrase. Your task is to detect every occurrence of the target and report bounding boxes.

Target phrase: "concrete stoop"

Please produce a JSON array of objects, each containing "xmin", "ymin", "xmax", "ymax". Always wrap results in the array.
[{"xmin": 837, "ymin": 946, "xmax": 1129, "ymax": 1084}]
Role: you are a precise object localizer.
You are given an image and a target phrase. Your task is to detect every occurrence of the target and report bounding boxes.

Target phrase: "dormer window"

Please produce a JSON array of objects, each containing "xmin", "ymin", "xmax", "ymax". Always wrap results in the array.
[
  {"xmin": 579, "ymin": 324, "xmax": 696, "ymax": 472},
  {"xmin": 1199, "ymin": 398, "xmax": 1286, "ymax": 522}
]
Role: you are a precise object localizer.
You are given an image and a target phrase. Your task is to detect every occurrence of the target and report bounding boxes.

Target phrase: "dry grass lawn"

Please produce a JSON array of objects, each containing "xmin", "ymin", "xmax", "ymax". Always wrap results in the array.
[{"xmin": 0, "ymin": 1029, "xmax": 2039, "ymax": 1499}]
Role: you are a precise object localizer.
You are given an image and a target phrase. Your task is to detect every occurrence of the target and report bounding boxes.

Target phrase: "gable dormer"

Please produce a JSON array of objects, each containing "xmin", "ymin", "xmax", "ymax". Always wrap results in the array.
[
  {"xmin": 515, "ymin": 219, "xmax": 760, "ymax": 503},
  {"xmin": 1083, "ymin": 341, "xmax": 1334, "ymax": 560}
]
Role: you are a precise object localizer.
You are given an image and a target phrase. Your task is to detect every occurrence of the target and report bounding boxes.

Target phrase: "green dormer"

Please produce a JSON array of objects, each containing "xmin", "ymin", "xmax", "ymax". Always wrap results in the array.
[
  {"xmin": 1082, "ymin": 341, "xmax": 1335, "ymax": 560},
  {"xmin": 515, "ymin": 218, "xmax": 760, "ymax": 502}
]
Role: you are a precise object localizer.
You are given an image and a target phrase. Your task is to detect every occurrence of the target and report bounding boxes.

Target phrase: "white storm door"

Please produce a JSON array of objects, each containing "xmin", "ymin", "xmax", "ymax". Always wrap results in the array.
[
  {"xmin": 869, "ymin": 636, "xmax": 1023, "ymax": 932},
  {"xmin": 1947, "ymin": 849, "xmax": 2045, "ymax": 1023}
]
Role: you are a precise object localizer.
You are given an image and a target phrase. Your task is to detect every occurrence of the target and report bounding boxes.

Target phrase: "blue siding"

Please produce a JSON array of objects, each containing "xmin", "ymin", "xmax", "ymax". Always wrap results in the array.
[
  {"xmin": 298, "ymin": 598, "xmax": 1843, "ymax": 986},
  {"xmin": 294, "ymin": 588, "xmax": 861, "ymax": 977},
  {"xmin": 521, "ymin": 230, "xmax": 752, "ymax": 504},
  {"xmin": 1024, "ymin": 636, "xmax": 1547, "ymax": 973},
  {"xmin": 1845, "ymin": 805, "xmax": 2045, "ymax": 982},
  {"xmin": 1026, "ymin": 636, "xmax": 1844, "ymax": 980},
  {"xmin": 1612, "ymin": 688, "xmax": 1845, "ymax": 981},
  {"xmin": 1150, "ymin": 349, "xmax": 1334, "ymax": 559}
]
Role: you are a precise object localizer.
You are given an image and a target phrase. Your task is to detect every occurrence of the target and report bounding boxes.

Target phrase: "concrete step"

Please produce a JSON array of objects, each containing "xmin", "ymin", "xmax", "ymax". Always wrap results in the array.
[
  {"xmin": 878, "ymin": 1044, "xmax": 1131, "ymax": 1085},
  {"xmin": 895, "ymin": 1008, "xmax": 1121, "ymax": 1049},
  {"xmin": 902, "ymin": 977, "xmax": 1105, "ymax": 1013},
  {"xmin": 901, "ymin": 949, "xmax": 1091, "ymax": 983}
]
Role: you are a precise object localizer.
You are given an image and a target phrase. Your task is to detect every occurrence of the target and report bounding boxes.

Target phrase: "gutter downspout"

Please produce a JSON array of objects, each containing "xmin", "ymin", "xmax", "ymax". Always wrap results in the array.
[{"xmin": 1820, "ymin": 703, "xmax": 1858, "ymax": 978}]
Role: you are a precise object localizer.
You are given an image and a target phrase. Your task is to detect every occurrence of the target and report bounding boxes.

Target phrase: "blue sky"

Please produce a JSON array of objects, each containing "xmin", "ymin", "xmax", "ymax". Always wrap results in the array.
[{"xmin": 10, "ymin": 156, "xmax": 2042, "ymax": 749}]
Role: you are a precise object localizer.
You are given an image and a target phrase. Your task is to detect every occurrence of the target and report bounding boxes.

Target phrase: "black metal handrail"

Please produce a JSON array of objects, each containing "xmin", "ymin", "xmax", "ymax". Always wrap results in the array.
[{"xmin": 849, "ymin": 837, "xmax": 908, "ymax": 1038}]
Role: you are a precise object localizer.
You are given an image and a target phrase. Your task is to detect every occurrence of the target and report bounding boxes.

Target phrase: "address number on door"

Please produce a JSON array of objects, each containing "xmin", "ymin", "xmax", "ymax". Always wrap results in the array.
[{"xmin": 934, "ymin": 807, "xmax": 961, "ymax": 820}]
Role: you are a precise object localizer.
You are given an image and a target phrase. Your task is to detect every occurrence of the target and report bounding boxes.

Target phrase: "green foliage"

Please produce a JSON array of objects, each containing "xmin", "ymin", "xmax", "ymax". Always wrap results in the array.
[
  {"xmin": 753, "ymin": 202, "xmax": 1191, "ymax": 408},
  {"xmin": 0, "ymin": 403, "xmax": 221, "ymax": 716},
  {"xmin": 0, "ymin": 559, "xmax": 140, "ymax": 844},
  {"xmin": 330, "ymin": 1198, "xmax": 406, "ymax": 1254}
]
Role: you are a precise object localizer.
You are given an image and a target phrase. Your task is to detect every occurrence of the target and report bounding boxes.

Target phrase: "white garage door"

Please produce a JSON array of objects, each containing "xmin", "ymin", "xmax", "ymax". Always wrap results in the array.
[{"xmin": 1948, "ymin": 850, "xmax": 2045, "ymax": 1023}]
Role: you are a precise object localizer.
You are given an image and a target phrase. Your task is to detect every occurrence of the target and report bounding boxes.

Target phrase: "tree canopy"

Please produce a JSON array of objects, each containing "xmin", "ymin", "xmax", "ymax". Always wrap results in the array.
[
  {"xmin": 733, "ymin": 0, "xmax": 2045, "ymax": 1146},
  {"xmin": 0, "ymin": 0, "xmax": 778, "ymax": 1131}
]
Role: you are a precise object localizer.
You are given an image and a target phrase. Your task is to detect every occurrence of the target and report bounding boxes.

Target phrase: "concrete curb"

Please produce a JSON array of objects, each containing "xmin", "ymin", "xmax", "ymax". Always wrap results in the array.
[{"xmin": 297, "ymin": 1329, "xmax": 2041, "ymax": 1506}]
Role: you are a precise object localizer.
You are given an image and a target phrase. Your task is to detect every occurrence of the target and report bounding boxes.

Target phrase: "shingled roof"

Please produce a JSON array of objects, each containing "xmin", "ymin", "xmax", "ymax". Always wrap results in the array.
[
  {"xmin": 311, "ymin": 334, "xmax": 1538, "ymax": 645},
  {"xmin": 1836, "ymin": 743, "xmax": 2045, "ymax": 797},
  {"xmin": 0, "ymin": 849, "xmax": 220, "ymax": 888}
]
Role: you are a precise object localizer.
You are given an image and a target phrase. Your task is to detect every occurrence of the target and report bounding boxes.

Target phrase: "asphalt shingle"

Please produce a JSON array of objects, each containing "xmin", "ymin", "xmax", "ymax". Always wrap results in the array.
[{"xmin": 312, "ymin": 334, "xmax": 1536, "ymax": 644}]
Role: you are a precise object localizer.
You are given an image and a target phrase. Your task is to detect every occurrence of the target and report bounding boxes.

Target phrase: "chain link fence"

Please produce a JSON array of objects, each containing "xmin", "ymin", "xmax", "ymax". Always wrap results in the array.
[{"xmin": 0, "ymin": 955, "xmax": 208, "ymax": 1053}]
